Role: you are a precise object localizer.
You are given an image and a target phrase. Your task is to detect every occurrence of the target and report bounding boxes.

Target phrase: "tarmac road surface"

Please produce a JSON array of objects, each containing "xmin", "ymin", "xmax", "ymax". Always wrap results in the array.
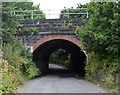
[{"xmin": 18, "ymin": 64, "xmax": 110, "ymax": 93}]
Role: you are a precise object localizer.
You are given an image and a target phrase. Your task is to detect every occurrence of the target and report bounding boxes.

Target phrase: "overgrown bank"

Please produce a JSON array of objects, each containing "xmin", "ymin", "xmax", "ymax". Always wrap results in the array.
[
  {"xmin": 0, "ymin": 1, "xmax": 45, "ymax": 93},
  {"xmin": 0, "ymin": 41, "xmax": 39, "ymax": 93},
  {"xmin": 76, "ymin": 2, "xmax": 120, "ymax": 92}
]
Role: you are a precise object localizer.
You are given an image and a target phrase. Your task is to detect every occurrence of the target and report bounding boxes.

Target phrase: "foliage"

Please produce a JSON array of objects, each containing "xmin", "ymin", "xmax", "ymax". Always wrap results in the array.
[
  {"xmin": 64, "ymin": 55, "xmax": 70, "ymax": 67},
  {"xmin": 11, "ymin": 1, "xmax": 45, "ymax": 19},
  {"xmin": 1, "ymin": 65, "xmax": 25, "ymax": 93},
  {"xmin": 2, "ymin": 2, "xmax": 18, "ymax": 43},
  {"xmin": 2, "ymin": 1, "xmax": 45, "ymax": 43},
  {"xmin": 16, "ymin": 22, "xmax": 39, "ymax": 34},
  {"xmin": 76, "ymin": 2, "xmax": 120, "ymax": 92},
  {"xmin": 85, "ymin": 52, "xmax": 119, "ymax": 92},
  {"xmin": 49, "ymin": 49, "xmax": 71, "ymax": 67},
  {"xmin": 0, "ymin": 40, "xmax": 39, "ymax": 93},
  {"xmin": 67, "ymin": 23, "xmax": 73, "ymax": 28},
  {"xmin": 77, "ymin": 2, "xmax": 119, "ymax": 58},
  {"xmin": 16, "ymin": 24, "xmax": 39, "ymax": 34},
  {"xmin": 1, "ymin": 1, "xmax": 41, "ymax": 93},
  {"xmin": 25, "ymin": 65, "xmax": 39, "ymax": 79}
]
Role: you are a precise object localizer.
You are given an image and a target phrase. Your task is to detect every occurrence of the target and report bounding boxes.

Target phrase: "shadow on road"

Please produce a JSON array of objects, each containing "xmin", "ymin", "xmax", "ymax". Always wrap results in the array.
[
  {"xmin": 34, "ymin": 64, "xmax": 84, "ymax": 79},
  {"xmin": 48, "ymin": 68, "xmax": 76, "ymax": 78},
  {"xmin": 46, "ymin": 64, "xmax": 84, "ymax": 79}
]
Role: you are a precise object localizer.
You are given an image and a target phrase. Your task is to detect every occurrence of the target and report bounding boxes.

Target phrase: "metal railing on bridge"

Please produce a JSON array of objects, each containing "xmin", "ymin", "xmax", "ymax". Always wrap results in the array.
[{"xmin": 11, "ymin": 8, "xmax": 88, "ymax": 19}]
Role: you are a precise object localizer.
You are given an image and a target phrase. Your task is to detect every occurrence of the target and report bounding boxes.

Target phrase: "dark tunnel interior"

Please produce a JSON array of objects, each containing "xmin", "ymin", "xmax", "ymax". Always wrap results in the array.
[{"xmin": 33, "ymin": 39, "xmax": 86, "ymax": 77}]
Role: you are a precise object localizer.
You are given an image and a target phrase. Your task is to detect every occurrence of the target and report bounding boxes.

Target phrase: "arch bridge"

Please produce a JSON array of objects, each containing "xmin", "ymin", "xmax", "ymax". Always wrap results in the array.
[{"xmin": 15, "ymin": 18, "xmax": 87, "ymax": 77}]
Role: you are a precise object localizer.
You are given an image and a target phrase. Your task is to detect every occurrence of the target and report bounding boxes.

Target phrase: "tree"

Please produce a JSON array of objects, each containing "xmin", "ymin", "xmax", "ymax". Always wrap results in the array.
[
  {"xmin": 12, "ymin": 2, "xmax": 45, "ymax": 19},
  {"xmin": 77, "ymin": 2, "xmax": 119, "ymax": 58},
  {"xmin": 2, "ymin": 1, "xmax": 45, "ymax": 43},
  {"xmin": 2, "ymin": 2, "xmax": 17, "ymax": 43}
]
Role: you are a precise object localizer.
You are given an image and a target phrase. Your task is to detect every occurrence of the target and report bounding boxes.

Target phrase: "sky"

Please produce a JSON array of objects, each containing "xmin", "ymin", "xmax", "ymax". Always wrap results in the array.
[{"xmin": 32, "ymin": 0, "xmax": 90, "ymax": 19}]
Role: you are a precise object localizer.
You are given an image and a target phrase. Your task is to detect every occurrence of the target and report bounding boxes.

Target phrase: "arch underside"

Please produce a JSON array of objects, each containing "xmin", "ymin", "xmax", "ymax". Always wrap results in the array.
[{"xmin": 33, "ymin": 35, "xmax": 86, "ymax": 77}]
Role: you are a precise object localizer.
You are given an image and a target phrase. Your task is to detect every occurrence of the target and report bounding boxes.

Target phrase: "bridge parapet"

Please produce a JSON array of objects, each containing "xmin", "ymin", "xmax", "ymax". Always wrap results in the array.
[
  {"xmin": 15, "ymin": 18, "xmax": 82, "ymax": 46},
  {"xmin": 17, "ymin": 18, "xmax": 83, "ymax": 32}
]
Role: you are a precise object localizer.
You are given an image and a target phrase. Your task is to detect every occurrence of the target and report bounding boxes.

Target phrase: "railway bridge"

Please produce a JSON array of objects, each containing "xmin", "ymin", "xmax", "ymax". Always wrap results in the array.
[{"xmin": 15, "ymin": 18, "xmax": 87, "ymax": 77}]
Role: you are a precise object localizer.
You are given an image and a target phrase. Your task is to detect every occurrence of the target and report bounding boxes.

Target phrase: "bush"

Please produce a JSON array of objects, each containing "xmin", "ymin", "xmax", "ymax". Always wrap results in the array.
[
  {"xmin": 85, "ymin": 52, "xmax": 119, "ymax": 92},
  {"xmin": 1, "ymin": 40, "xmax": 39, "ymax": 93}
]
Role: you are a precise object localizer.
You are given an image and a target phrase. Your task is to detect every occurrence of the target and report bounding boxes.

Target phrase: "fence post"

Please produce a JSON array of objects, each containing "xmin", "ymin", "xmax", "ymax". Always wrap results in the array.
[
  {"xmin": 87, "ymin": 11, "xmax": 88, "ymax": 18},
  {"xmin": 67, "ymin": 9, "xmax": 69, "ymax": 18},
  {"xmin": 31, "ymin": 10, "xmax": 34, "ymax": 19}
]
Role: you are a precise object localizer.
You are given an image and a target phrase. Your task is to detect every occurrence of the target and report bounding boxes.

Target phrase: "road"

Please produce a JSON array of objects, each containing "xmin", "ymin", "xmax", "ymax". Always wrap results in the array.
[{"xmin": 18, "ymin": 64, "xmax": 110, "ymax": 93}]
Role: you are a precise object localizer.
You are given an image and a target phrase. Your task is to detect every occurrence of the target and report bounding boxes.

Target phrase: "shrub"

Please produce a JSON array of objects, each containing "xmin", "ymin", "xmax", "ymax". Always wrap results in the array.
[{"xmin": 1, "ymin": 40, "xmax": 39, "ymax": 93}]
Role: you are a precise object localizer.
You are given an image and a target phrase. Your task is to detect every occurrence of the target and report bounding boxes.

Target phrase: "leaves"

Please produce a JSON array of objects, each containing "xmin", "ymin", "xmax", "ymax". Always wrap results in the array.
[
  {"xmin": 76, "ymin": 2, "xmax": 119, "ymax": 92},
  {"xmin": 77, "ymin": 2, "xmax": 119, "ymax": 58},
  {"xmin": 1, "ymin": 2, "xmax": 41, "ymax": 93}
]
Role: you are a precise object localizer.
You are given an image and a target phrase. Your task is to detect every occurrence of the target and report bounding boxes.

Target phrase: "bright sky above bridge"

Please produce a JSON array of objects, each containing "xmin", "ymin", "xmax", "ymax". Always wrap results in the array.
[{"xmin": 32, "ymin": 0, "xmax": 90, "ymax": 19}]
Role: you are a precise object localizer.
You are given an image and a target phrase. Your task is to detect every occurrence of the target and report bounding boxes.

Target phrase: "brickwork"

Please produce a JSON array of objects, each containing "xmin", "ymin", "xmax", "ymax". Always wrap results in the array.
[{"xmin": 33, "ymin": 35, "xmax": 81, "ymax": 52}]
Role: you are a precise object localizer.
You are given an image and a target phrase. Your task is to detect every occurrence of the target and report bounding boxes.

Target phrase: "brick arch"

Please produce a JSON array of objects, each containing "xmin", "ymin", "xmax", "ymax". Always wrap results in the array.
[{"xmin": 32, "ymin": 35, "xmax": 81, "ymax": 52}]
